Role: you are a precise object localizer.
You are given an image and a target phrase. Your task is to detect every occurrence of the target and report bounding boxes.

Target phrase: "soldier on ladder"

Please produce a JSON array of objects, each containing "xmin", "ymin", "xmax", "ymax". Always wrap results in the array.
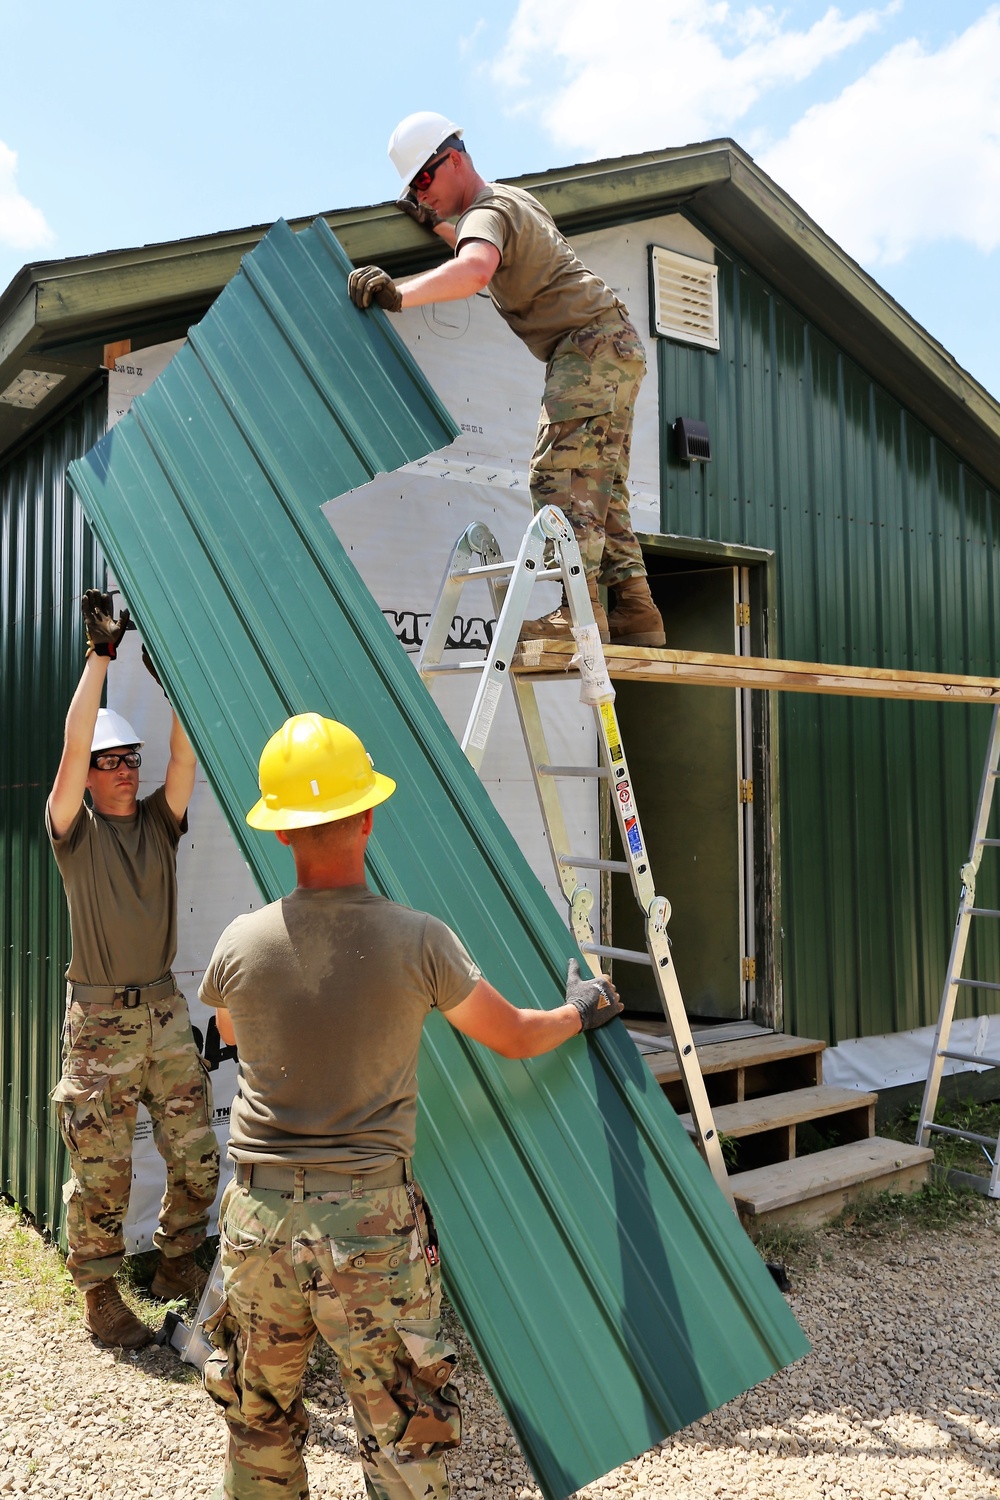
[{"xmin": 347, "ymin": 110, "xmax": 666, "ymax": 650}]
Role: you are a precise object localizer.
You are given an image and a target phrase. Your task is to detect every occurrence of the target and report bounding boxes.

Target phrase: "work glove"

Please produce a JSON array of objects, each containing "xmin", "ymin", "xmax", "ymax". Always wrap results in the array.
[
  {"xmin": 81, "ymin": 588, "xmax": 132, "ymax": 660},
  {"xmin": 564, "ymin": 958, "xmax": 623, "ymax": 1032},
  {"xmin": 348, "ymin": 265, "xmax": 403, "ymax": 313},
  {"xmin": 141, "ymin": 642, "xmax": 166, "ymax": 694},
  {"xmin": 395, "ymin": 192, "xmax": 442, "ymax": 233}
]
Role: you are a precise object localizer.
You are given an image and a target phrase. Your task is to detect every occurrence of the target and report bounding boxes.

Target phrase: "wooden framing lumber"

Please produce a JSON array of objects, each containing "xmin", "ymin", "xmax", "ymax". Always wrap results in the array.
[{"xmin": 513, "ymin": 641, "xmax": 1000, "ymax": 704}]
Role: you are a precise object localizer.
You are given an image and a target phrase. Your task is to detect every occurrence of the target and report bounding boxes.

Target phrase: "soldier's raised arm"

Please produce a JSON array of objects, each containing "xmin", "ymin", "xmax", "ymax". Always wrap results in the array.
[{"xmin": 48, "ymin": 590, "xmax": 130, "ymax": 838}]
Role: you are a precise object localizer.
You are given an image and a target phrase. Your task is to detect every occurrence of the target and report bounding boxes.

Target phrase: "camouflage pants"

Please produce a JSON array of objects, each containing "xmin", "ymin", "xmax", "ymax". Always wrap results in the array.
[
  {"xmin": 204, "ymin": 1175, "xmax": 460, "ymax": 1500},
  {"xmin": 52, "ymin": 985, "xmax": 219, "ymax": 1291},
  {"xmin": 530, "ymin": 309, "xmax": 648, "ymax": 587}
]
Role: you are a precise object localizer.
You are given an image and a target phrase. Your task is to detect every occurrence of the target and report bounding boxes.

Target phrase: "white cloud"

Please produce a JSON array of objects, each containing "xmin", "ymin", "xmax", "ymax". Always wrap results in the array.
[
  {"xmin": 761, "ymin": 9, "xmax": 1000, "ymax": 263},
  {"xmin": 491, "ymin": 0, "xmax": 890, "ymax": 154},
  {"xmin": 0, "ymin": 141, "xmax": 55, "ymax": 252},
  {"xmin": 460, "ymin": 18, "xmax": 488, "ymax": 56}
]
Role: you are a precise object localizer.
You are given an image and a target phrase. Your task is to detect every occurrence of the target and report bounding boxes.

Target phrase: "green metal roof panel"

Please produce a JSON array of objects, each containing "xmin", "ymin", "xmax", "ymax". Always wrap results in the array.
[{"xmin": 68, "ymin": 216, "xmax": 807, "ymax": 1498}]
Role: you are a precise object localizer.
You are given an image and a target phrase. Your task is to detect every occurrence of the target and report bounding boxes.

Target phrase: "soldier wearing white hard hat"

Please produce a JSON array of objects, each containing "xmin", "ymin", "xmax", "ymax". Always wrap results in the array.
[
  {"xmin": 46, "ymin": 589, "xmax": 219, "ymax": 1348},
  {"xmin": 348, "ymin": 111, "xmax": 666, "ymax": 650}
]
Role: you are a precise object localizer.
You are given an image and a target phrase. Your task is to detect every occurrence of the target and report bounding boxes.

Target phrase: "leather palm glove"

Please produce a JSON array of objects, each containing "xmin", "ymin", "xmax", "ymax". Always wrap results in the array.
[
  {"xmin": 564, "ymin": 959, "xmax": 623, "ymax": 1031},
  {"xmin": 82, "ymin": 589, "xmax": 132, "ymax": 660},
  {"xmin": 141, "ymin": 643, "xmax": 165, "ymax": 692},
  {"xmin": 395, "ymin": 193, "xmax": 442, "ymax": 233},
  {"xmin": 347, "ymin": 266, "xmax": 403, "ymax": 313}
]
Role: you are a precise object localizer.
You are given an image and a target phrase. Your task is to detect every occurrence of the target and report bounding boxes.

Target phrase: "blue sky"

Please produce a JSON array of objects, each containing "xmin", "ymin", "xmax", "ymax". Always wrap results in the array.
[{"xmin": 2, "ymin": 0, "xmax": 999, "ymax": 397}]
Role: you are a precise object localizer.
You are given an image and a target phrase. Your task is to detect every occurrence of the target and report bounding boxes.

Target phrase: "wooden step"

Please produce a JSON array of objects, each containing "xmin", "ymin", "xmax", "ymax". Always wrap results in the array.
[
  {"xmin": 646, "ymin": 1032, "xmax": 825, "ymax": 1085},
  {"xmin": 678, "ymin": 1085, "xmax": 876, "ymax": 1143},
  {"xmin": 730, "ymin": 1138, "xmax": 934, "ymax": 1228},
  {"xmin": 645, "ymin": 1032, "xmax": 825, "ymax": 1109}
]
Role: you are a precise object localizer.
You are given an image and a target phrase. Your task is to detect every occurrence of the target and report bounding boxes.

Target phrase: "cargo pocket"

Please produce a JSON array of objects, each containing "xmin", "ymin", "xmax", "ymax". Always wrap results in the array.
[
  {"xmin": 202, "ymin": 1297, "xmax": 243, "ymax": 1415},
  {"xmin": 50, "ymin": 1077, "xmax": 111, "ymax": 1157},
  {"xmin": 195, "ymin": 1052, "xmax": 215, "ymax": 1122},
  {"xmin": 60, "ymin": 999, "xmax": 93, "ymax": 1055},
  {"xmin": 330, "ymin": 1233, "xmax": 413, "ymax": 1273},
  {"xmin": 390, "ymin": 1317, "xmax": 462, "ymax": 1461},
  {"xmin": 541, "ymin": 324, "xmax": 620, "ymax": 424},
  {"xmin": 203, "ymin": 1214, "xmax": 267, "ymax": 1418},
  {"xmin": 611, "ymin": 321, "xmax": 647, "ymax": 368}
]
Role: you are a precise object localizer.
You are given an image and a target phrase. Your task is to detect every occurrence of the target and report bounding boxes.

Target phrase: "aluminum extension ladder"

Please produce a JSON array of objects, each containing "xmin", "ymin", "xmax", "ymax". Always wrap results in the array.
[
  {"xmin": 418, "ymin": 506, "xmax": 732, "ymax": 1200},
  {"xmin": 916, "ymin": 704, "xmax": 1000, "ymax": 1197}
]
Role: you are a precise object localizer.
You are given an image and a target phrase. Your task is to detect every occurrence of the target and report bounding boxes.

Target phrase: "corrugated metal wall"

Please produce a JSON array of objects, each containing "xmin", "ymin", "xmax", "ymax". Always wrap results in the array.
[
  {"xmin": 0, "ymin": 384, "xmax": 105, "ymax": 1231},
  {"xmin": 659, "ymin": 242, "xmax": 1000, "ymax": 1044}
]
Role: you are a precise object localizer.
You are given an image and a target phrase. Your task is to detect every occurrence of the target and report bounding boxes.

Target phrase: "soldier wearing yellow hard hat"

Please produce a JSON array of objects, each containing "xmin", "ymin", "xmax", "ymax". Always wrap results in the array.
[
  {"xmin": 245, "ymin": 712, "xmax": 396, "ymax": 829},
  {"xmin": 201, "ymin": 711, "xmax": 622, "ymax": 1500}
]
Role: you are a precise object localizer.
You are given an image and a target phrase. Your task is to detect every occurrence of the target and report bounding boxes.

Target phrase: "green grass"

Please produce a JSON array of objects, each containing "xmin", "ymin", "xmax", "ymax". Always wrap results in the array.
[
  {"xmin": 743, "ymin": 1094, "xmax": 1000, "ymax": 1267},
  {"xmin": 829, "ymin": 1177, "xmax": 987, "ymax": 1235},
  {"xmin": 0, "ymin": 1198, "xmax": 219, "ymax": 1344},
  {"xmin": 0, "ymin": 1204, "xmax": 79, "ymax": 1322},
  {"xmin": 888, "ymin": 1094, "xmax": 1000, "ymax": 1176},
  {"xmin": 826, "ymin": 1092, "xmax": 998, "ymax": 1236},
  {"xmin": 749, "ymin": 1218, "xmax": 817, "ymax": 1266},
  {"xmin": 717, "ymin": 1131, "xmax": 740, "ymax": 1170}
]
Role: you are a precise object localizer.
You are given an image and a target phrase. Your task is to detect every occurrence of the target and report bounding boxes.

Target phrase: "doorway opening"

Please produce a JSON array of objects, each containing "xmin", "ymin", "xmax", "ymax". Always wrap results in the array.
[{"xmin": 605, "ymin": 536, "xmax": 780, "ymax": 1035}]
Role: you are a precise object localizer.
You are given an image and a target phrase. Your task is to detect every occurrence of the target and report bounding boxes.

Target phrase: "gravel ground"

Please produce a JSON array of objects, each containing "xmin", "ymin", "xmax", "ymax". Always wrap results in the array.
[{"xmin": 0, "ymin": 1204, "xmax": 997, "ymax": 1500}]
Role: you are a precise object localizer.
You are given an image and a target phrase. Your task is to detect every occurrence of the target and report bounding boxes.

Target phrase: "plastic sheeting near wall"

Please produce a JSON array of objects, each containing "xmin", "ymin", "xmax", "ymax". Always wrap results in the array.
[{"xmin": 69, "ymin": 215, "xmax": 807, "ymax": 1500}]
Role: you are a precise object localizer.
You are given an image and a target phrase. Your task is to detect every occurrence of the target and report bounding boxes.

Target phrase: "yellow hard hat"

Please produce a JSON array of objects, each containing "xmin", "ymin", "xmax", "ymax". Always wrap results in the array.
[{"xmin": 246, "ymin": 713, "xmax": 396, "ymax": 830}]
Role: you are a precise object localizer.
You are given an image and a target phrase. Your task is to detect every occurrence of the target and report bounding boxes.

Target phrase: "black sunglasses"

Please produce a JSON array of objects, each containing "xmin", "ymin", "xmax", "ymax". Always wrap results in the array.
[
  {"xmin": 91, "ymin": 751, "xmax": 142, "ymax": 771},
  {"xmin": 410, "ymin": 152, "xmax": 453, "ymax": 194}
]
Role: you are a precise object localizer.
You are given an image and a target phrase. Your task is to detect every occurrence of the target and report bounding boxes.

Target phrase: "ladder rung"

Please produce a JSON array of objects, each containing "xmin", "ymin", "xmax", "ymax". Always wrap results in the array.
[
  {"xmin": 538, "ymin": 568, "xmax": 563, "ymax": 581},
  {"xmin": 581, "ymin": 942, "xmax": 652, "ymax": 967},
  {"xmin": 939, "ymin": 1048, "xmax": 1000, "ymax": 1069},
  {"xmin": 969, "ymin": 908, "xmax": 1000, "ymax": 918},
  {"xmin": 977, "ymin": 838, "xmax": 1000, "ymax": 847},
  {"xmin": 558, "ymin": 855, "xmax": 630, "ymax": 874},
  {"xmin": 451, "ymin": 561, "xmax": 515, "ymax": 581},
  {"xmin": 954, "ymin": 977, "xmax": 1000, "ymax": 992},
  {"xmin": 421, "ymin": 661, "xmax": 487, "ymax": 674},
  {"xmin": 538, "ymin": 764, "xmax": 608, "ymax": 779},
  {"xmin": 927, "ymin": 1122, "xmax": 1000, "ymax": 1148}
]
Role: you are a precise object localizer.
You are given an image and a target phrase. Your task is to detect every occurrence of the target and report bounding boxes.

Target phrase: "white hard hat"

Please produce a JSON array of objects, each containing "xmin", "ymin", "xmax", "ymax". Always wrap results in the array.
[
  {"xmin": 388, "ymin": 112, "xmax": 464, "ymax": 186},
  {"xmin": 91, "ymin": 707, "xmax": 143, "ymax": 753}
]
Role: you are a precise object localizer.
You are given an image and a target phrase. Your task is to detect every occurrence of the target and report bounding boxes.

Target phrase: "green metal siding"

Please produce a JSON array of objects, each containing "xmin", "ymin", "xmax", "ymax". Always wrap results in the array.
[
  {"xmin": 0, "ymin": 384, "xmax": 106, "ymax": 1230},
  {"xmin": 69, "ymin": 215, "xmax": 806, "ymax": 1500},
  {"xmin": 658, "ymin": 236, "xmax": 1000, "ymax": 1045}
]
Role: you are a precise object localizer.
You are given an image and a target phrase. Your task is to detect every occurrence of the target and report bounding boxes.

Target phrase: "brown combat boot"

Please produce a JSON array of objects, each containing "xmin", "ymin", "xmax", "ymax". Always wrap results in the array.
[
  {"xmin": 83, "ymin": 1279, "xmax": 154, "ymax": 1348},
  {"xmin": 519, "ymin": 578, "xmax": 610, "ymax": 643},
  {"xmin": 607, "ymin": 576, "xmax": 666, "ymax": 647},
  {"xmin": 151, "ymin": 1250, "xmax": 208, "ymax": 1301}
]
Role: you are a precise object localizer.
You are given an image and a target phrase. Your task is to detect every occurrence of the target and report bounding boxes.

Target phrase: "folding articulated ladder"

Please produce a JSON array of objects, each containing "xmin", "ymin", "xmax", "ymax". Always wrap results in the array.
[
  {"xmin": 916, "ymin": 704, "xmax": 1000, "ymax": 1197},
  {"xmin": 418, "ymin": 506, "xmax": 732, "ymax": 1200}
]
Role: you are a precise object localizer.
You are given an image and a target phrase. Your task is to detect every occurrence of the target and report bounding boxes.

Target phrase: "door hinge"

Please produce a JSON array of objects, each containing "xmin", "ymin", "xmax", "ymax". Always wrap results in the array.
[
  {"xmin": 739, "ymin": 778, "xmax": 754, "ymax": 803},
  {"xmin": 736, "ymin": 602, "xmax": 750, "ymax": 628},
  {"xmin": 742, "ymin": 957, "xmax": 757, "ymax": 983}
]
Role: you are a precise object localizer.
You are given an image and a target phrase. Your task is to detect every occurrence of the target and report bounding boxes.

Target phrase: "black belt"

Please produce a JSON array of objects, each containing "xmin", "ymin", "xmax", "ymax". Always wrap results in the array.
[
  {"xmin": 234, "ymin": 1160, "xmax": 408, "ymax": 1195},
  {"xmin": 68, "ymin": 975, "xmax": 177, "ymax": 1009}
]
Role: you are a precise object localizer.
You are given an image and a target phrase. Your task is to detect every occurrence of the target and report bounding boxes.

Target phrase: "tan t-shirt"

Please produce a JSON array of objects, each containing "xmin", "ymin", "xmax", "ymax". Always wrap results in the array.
[
  {"xmin": 456, "ymin": 182, "xmax": 620, "ymax": 362},
  {"xmin": 46, "ymin": 786, "xmax": 186, "ymax": 987},
  {"xmin": 199, "ymin": 885, "xmax": 481, "ymax": 1170}
]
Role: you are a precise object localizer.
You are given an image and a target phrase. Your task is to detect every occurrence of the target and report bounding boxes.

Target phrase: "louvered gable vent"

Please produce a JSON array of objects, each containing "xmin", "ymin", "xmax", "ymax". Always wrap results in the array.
[{"xmin": 650, "ymin": 246, "xmax": 719, "ymax": 350}]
